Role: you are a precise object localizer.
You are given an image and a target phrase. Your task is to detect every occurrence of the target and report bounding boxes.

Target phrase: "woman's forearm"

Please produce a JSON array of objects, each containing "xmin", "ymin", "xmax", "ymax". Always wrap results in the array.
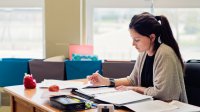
[{"xmin": 115, "ymin": 78, "xmax": 131, "ymax": 86}]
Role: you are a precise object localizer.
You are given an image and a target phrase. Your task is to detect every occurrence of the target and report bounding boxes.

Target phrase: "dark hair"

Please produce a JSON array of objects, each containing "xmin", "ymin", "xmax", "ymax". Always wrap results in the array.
[{"xmin": 129, "ymin": 12, "xmax": 184, "ymax": 68}]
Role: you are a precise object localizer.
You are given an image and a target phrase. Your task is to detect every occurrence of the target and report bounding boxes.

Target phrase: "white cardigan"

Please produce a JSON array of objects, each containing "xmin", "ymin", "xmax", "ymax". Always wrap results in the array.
[{"xmin": 127, "ymin": 43, "xmax": 188, "ymax": 103}]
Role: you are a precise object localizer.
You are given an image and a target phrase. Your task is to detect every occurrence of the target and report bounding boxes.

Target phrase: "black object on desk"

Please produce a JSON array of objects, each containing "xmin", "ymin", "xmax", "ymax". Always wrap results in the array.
[
  {"xmin": 50, "ymin": 95, "xmax": 85, "ymax": 111},
  {"xmin": 71, "ymin": 88, "xmax": 110, "ymax": 104},
  {"xmin": 102, "ymin": 106, "xmax": 110, "ymax": 112},
  {"xmin": 71, "ymin": 88, "xmax": 94, "ymax": 100}
]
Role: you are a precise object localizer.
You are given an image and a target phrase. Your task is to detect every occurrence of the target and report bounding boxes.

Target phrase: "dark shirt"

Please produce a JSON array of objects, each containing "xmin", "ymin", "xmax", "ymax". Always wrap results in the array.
[{"xmin": 141, "ymin": 54, "xmax": 155, "ymax": 87}]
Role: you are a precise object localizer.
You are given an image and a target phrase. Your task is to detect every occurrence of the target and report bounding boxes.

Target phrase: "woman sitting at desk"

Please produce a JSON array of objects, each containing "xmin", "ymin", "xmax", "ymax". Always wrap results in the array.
[{"xmin": 87, "ymin": 12, "xmax": 188, "ymax": 103}]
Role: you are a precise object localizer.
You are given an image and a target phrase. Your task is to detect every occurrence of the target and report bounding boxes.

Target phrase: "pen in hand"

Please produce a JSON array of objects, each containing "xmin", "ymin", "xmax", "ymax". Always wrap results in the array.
[
  {"xmin": 95, "ymin": 70, "xmax": 99, "ymax": 74},
  {"xmin": 87, "ymin": 70, "xmax": 100, "ymax": 86},
  {"xmin": 87, "ymin": 70, "xmax": 99, "ymax": 79}
]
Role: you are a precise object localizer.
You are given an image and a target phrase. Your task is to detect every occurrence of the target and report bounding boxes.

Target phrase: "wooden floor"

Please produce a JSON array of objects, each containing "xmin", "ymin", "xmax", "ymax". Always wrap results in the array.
[{"xmin": 0, "ymin": 106, "xmax": 11, "ymax": 112}]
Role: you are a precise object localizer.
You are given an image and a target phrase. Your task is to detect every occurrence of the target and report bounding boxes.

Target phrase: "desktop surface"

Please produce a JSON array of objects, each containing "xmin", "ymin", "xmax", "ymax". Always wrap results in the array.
[{"xmin": 3, "ymin": 79, "xmax": 129, "ymax": 112}]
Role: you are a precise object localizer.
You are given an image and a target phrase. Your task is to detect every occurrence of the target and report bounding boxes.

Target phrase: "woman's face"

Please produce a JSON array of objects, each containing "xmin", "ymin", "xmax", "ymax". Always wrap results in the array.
[{"xmin": 129, "ymin": 29, "xmax": 153, "ymax": 53}]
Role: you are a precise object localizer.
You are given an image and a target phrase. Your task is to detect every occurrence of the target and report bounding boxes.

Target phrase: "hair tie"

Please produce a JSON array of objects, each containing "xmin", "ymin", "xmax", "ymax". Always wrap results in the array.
[
  {"xmin": 155, "ymin": 16, "xmax": 161, "ymax": 21},
  {"xmin": 158, "ymin": 36, "xmax": 162, "ymax": 44}
]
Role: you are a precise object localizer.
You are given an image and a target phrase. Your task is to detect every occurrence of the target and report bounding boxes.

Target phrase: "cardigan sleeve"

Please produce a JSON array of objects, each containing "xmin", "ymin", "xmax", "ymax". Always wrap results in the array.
[
  {"xmin": 144, "ymin": 49, "xmax": 182, "ymax": 101},
  {"xmin": 127, "ymin": 53, "xmax": 144, "ymax": 86}
]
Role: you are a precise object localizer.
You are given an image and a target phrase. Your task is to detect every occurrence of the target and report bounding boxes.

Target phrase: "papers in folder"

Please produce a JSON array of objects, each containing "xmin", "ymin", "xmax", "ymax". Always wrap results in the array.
[
  {"xmin": 94, "ymin": 90, "xmax": 152, "ymax": 106},
  {"xmin": 75, "ymin": 88, "xmax": 152, "ymax": 106}
]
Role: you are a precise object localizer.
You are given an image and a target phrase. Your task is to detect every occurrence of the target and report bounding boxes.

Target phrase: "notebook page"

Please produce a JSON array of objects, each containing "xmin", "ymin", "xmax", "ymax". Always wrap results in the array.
[
  {"xmin": 166, "ymin": 100, "xmax": 200, "ymax": 112},
  {"xmin": 95, "ymin": 90, "xmax": 152, "ymax": 105},
  {"xmin": 124, "ymin": 100, "xmax": 178, "ymax": 112}
]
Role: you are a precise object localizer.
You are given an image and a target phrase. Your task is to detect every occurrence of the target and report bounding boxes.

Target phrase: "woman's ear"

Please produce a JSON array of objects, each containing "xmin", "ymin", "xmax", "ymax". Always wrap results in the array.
[{"xmin": 149, "ymin": 34, "xmax": 156, "ymax": 42}]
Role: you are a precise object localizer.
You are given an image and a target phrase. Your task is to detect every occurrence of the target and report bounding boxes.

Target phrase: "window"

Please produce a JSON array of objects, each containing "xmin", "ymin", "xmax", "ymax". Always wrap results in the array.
[
  {"xmin": 86, "ymin": 0, "xmax": 200, "ymax": 61},
  {"xmin": 92, "ymin": 8, "xmax": 148, "ymax": 60},
  {"xmin": 155, "ymin": 9, "xmax": 200, "ymax": 61},
  {"xmin": 0, "ymin": 0, "xmax": 44, "ymax": 58}
]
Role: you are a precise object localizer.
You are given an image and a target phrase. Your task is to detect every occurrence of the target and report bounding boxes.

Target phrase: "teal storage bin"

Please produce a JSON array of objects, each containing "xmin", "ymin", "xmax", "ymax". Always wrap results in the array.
[
  {"xmin": 72, "ymin": 54, "xmax": 98, "ymax": 61},
  {"xmin": 2, "ymin": 58, "xmax": 31, "ymax": 62},
  {"xmin": 65, "ymin": 60, "xmax": 102, "ymax": 80},
  {"xmin": 0, "ymin": 58, "xmax": 30, "ymax": 87}
]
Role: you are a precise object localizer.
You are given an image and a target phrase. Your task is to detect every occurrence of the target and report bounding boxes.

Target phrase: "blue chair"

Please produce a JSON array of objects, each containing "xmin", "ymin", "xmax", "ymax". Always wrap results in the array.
[
  {"xmin": 0, "ymin": 58, "xmax": 30, "ymax": 87},
  {"xmin": 65, "ymin": 60, "xmax": 102, "ymax": 80}
]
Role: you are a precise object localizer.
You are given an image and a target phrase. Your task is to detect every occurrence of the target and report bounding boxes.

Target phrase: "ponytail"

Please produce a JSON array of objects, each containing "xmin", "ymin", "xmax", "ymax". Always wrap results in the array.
[{"xmin": 159, "ymin": 15, "xmax": 184, "ymax": 68}]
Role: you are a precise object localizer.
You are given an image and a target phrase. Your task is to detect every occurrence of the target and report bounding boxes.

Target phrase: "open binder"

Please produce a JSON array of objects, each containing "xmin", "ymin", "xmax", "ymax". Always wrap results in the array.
[{"xmin": 71, "ymin": 88, "xmax": 153, "ymax": 107}]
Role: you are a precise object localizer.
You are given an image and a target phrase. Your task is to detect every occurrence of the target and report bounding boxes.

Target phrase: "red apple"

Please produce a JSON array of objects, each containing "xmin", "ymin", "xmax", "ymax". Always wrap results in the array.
[
  {"xmin": 48, "ymin": 85, "xmax": 59, "ymax": 92},
  {"xmin": 24, "ymin": 74, "xmax": 36, "ymax": 89}
]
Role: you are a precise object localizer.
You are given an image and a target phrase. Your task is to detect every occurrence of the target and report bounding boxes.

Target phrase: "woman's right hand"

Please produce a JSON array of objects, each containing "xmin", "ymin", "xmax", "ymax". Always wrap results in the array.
[{"xmin": 87, "ymin": 72, "xmax": 109, "ymax": 86}]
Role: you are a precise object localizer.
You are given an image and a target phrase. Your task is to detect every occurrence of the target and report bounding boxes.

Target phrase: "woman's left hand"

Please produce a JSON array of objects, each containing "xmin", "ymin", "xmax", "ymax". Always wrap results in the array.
[
  {"xmin": 115, "ymin": 85, "xmax": 134, "ymax": 91},
  {"xmin": 116, "ymin": 85, "xmax": 146, "ymax": 94}
]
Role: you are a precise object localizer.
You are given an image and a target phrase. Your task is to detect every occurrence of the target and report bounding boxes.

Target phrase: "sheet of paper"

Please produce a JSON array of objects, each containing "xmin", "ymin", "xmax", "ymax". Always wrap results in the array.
[
  {"xmin": 166, "ymin": 100, "xmax": 200, "ymax": 112},
  {"xmin": 79, "ymin": 87, "xmax": 118, "ymax": 96},
  {"xmin": 39, "ymin": 79, "xmax": 86, "ymax": 89},
  {"xmin": 95, "ymin": 90, "xmax": 152, "ymax": 105},
  {"xmin": 125, "ymin": 100, "xmax": 178, "ymax": 112},
  {"xmin": 40, "ymin": 89, "xmax": 71, "ymax": 98}
]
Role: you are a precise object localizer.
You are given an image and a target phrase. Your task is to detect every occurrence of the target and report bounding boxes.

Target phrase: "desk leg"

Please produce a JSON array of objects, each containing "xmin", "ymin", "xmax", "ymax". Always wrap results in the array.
[
  {"xmin": 0, "ymin": 92, "xmax": 1, "ymax": 106},
  {"xmin": 10, "ymin": 96, "xmax": 15, "ymax": 112},
  {"xmin": 12, "ymin": 96, "xmax": 35, "ymax": 112}
]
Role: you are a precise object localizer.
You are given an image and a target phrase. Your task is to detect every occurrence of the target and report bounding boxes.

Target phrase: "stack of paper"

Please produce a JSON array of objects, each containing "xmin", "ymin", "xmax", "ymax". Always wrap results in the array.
[
  {"xmin": 40, "ymin": 89, "xmax": 72, "ymax": 98},
  {"xmin": 39, "ymin": 79, "xmax": 86, "ymax": 89}
]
